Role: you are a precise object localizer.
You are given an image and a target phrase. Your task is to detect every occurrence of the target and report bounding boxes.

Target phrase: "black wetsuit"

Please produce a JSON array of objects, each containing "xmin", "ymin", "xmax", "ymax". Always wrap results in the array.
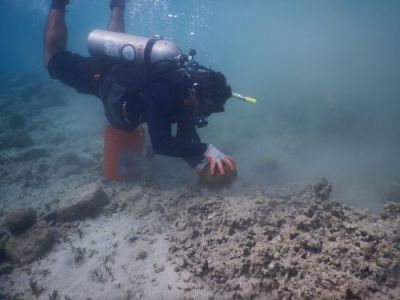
[{"xmin": 47, "ymin": 51, "xmax": 207, "ymax": 167}]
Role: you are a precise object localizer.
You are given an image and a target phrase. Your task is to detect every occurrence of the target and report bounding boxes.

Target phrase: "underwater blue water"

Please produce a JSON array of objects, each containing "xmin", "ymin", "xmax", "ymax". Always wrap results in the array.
[{"xmin": 1, "ymin": 0, "xmax": 400, "ymax": 210}]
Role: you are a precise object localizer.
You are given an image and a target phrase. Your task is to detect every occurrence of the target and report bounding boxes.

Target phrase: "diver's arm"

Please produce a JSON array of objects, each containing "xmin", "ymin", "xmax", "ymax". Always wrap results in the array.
[
  {"xmin": 176, "ymin": 120, "xmax": 201, "ymax": 143},
  {"xmin": 176, "ymin": 120, "xmax": 204, "ymax": 168},
  {"xmin": 148, "ymin": 118, "xmax": 207, "ymax": 158},
  {"xmin": 107, "ymin": 0, "xmax": 127, "ymax": 33},
  {"xmin": 44, "ymin": 0, "xmax": 69, "ymax": 66},
  {"xmin": 146, "ymin": 99, "xmax": 207, "ymax": 158}
]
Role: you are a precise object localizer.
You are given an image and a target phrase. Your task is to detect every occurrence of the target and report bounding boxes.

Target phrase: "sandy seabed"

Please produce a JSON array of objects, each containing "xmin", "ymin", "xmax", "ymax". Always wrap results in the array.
[{"xmin": 0, "ymin": 75, "xmax": 399, "ymax": 299}]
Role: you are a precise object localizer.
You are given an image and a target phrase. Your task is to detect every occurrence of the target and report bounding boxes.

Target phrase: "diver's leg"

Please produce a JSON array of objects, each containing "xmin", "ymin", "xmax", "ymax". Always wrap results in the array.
[
  {"xmin": 44, "ymin": 0, "xmax": 69, "ymax": 66},
  {"xmin": 107, "ymin": 0, "xmax": 127, "ymax": 33}
]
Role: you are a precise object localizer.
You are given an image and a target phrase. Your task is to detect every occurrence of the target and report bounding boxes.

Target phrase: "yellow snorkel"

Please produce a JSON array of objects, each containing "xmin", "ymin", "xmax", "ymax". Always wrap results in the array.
[{"xmin": 232, "ymin": 92, "xmax": 257, "ymax": 104}]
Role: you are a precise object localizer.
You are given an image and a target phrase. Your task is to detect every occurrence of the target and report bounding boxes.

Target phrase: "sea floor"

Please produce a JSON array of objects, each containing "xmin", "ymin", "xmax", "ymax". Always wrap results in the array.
[{"xmin": 0, "ymin": 74, "xmax": 399, "ymax": 299}]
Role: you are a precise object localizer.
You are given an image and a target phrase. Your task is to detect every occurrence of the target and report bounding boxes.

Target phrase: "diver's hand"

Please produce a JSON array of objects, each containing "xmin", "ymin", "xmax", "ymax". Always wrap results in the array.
[
  {"xmin": 200, "ymin": 144, "xmax": 236, "ymax": 176},
  {"xmin": 110, "ymin": 0, "xmax": 130, "ymax": 10}
]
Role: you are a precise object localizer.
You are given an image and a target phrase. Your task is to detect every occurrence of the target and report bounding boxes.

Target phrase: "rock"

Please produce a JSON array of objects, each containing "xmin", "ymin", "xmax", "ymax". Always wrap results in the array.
[
  {"xmin": 381, "ymin": 202, "xmax": 400, "ymax": 219},
  {"xmin": 199, "ymin": 162, "xmax": 238, "ymax": 188},
  {"xmin": 5, "ymin": 221, "xmax": 54, "ymax": 264},
  {"xmin": 301, "ymin": 235, "xmax": 322, "ymax": 252},
  {"xmin": 3, "ymin": 208, "xmax": 37, "ymax": 235},
  {"xmin": 295, "ymin": 215, "xmax": 318, "ymax": 231},
  {"xmin": 154, "ymin": 263, "xmax": 165, "ymax": 273},
  {"xmin": 56, "ymin": 184, "xmax": 110, "ymax": 222},
  {"xmin": 313, "ymin": 177, "xmax": 332, "ymax": 201},
  {"xmin": 72, "ymin": 247, "xmax": 86, "ymax": 264},
  {"xmin": 136, "ymin": 250, "xmax": 148, "ymax": 260}
]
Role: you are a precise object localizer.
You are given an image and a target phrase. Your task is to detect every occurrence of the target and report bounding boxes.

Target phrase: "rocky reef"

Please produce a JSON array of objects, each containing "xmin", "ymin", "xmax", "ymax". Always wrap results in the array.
[
  {"xmin": 1, "ymin": 175, "xmax": 399, "ymax": 299},
  {"xmin": 167, "ymin": 179, "xmax": 400, "ymax": 299}
]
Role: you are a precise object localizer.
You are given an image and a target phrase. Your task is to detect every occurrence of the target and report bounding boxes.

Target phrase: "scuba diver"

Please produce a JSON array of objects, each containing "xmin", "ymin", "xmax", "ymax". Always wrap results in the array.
[{"xmin": 44, "ymin": 0, "xmax": 236, "ymax": 176}]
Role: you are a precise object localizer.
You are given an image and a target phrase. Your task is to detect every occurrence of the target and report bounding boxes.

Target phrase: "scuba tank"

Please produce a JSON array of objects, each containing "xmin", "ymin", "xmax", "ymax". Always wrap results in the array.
[{"xmin": 87, "ymin": 29, "xmax": 182, "ymax": 65}]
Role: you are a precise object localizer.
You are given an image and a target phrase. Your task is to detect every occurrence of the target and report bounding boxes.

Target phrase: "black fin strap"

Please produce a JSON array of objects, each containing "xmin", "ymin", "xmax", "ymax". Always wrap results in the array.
[
  {"xmin": 51, "ymin": 0, "xmax": 69, "ymax": 11},
  {"xmin": 110, "ymin": 0, "xmax": 127, "ymax": 11},
  {"xmin": 144, "ymin": 39, "xmax": 158, "ymax": 66}
]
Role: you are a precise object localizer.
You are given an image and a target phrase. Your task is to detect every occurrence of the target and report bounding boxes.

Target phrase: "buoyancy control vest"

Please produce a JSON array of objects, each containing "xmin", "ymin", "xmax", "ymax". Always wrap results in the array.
[{"xmin": 98, "ymin": 60, "xmax": 188, "ymax": 132}]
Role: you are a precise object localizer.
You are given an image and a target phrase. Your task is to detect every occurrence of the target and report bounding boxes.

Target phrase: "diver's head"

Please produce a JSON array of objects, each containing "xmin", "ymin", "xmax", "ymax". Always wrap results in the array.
[
  {"xmin": 191, "ymin": 69, "xmax": 232, "ymax": 116},
  {"xmin": 185, "ymin": 69, "xmax": 232, "ymax": 127}
]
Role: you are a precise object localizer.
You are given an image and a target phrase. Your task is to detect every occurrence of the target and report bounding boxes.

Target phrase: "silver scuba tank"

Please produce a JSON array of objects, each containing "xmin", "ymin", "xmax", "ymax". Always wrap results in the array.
[{"xmin": 87, "ymin": 29, "xmax": 182, "ymax": 65}]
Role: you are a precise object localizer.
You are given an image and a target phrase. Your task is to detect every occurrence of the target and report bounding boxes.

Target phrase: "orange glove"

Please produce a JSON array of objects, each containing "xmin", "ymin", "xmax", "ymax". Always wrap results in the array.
[{"xmin": 198, "ymin": 144, "xmax": 236, "ymax": 176}]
